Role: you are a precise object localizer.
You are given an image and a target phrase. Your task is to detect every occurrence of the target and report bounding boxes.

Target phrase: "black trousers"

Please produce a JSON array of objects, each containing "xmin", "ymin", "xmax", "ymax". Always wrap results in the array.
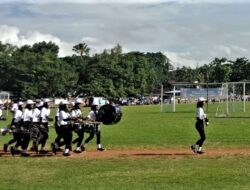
[
  {"xmin": 84, "ymin": 124, "xmax": 101, "ymax": 145},
  {"xmin": 195, "ymin": 120, "xmax": 206, "ymax": 147},
  {"xmin": 60, "ymin": 125, "xmax": 72, "ymax": 150},
  {"xmin": 72, "ymin": 128, "xmax": 84, "ymax": 147},
  {"xmin": 7, "ymin": 132, "xmax": 21, "ymax": 146},
  {"xmin": 21, "ymin": 121, "xmax": 31, "ymax": 150},
  {"xmin": 39, "ymin": 123, "xmax": 49, "ymax": 147},
  {"xmin": 54, "ymin": 122, "xmax": 64, "ymax": 147}
]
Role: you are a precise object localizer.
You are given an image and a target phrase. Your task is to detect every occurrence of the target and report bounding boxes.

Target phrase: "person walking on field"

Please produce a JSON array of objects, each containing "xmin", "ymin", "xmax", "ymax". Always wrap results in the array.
[
  {"xmin": 20, "ymin": 99, "xmax": 35, "ymax": 156},
  {"xmin": 57, "ymin": 100, "xmax": 72, "ymax": 156},
  {"xmin": 81, "ymin": 103, "xmax": 105, "ymax": 152},
  {"xmin": 191, "ymin": 97, "xmax": 209, "ymax": 154},
  {"xmin": 71, "ymin": 98, "xmax": 85, "ymax": 153},
  {"xmin": 39, "ymin": 98, "xmax": 52, "ymax": 154}
]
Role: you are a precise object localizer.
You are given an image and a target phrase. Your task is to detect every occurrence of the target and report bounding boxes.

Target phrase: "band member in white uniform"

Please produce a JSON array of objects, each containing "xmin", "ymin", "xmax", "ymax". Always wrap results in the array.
[
  {"xmin": 10, "ymin": 99, "xmax": 18, "ymax": 116},
  {"xmin": 39, "ymin": 98, "xmax": 52, "ymax": 153},
  {"xmin": 20, "ymin": 99, "xmax": 35, "ymax": 156},
  {"xmin": 71, "ymin": 98, "xmax": 85, "ymax": 153},
  {"xmin": 57, "ymin": 100, "xmax": 72, "ymax": 156},
  {"xmin": 4, "ymin": 101, "xmax": 24, "ymax": 152},
  {"xmin": 81, "ymin": 103, "xmax": 105, "ymax": 151},
  {"xmin": 191, "ymin": 97, "xmax": 209, "ymax": 154},
  {"xmin": 30, "ymin": 101, "xmax": 43, "ymax": 153}
]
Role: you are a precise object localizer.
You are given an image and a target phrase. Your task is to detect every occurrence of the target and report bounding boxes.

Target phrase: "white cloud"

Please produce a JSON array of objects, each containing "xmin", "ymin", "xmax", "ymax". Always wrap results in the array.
[
  {"xmin": 81, "ymin": 36, "xmax": 98, "ymax": 43},
  {"xmin": 0, "ymin": 24, "xmax": 73, "ymax": 57},
  {"xmin": 164, "ymin": 51, "xmax": 201, "ymax": 68},
  {"xmin": 165, "ymin": 43, "xmax": 250, "ymax": 69},
  {"xmin": 1, "ymin": 2, "xmax": 250, "ymax": 68},
  {"xmin": 0, "ymin": 25, "xmax": 19, "ymax": 44}
]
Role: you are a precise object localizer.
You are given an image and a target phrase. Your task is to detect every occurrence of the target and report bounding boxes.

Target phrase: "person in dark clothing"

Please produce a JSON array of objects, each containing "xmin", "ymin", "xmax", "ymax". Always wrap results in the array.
[
  {"xmin": 20, "ymin": 99, "xmax": 35, "ymax": 157},
  {"xmin": 4, "ymin": 101, "xmax": 24, "ymax": 152},
  {"xmin": 39, "ymin": 99, "xmax": 52, "ymax": 154},
  {"xmin": 53, "ymin": 100, "xmax": 72, "ymax": 156},
  {"xmin": 81, "ymin": 104, "xmax": 105, "ymax": 152},
  {"xmin": 71, "ymin": 98, "xmax": 85, "ymax": 153},
  {"xmin": 191, "ymin": 97, "xmax": 209, "ymax": 154}
]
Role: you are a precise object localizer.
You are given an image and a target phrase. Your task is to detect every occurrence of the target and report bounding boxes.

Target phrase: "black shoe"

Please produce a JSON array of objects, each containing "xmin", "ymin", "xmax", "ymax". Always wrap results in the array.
[
  {"xmin": 51, "ymin": 143, "xmax": 57, "ymax": 155},
  {"xmin": 3, "ymin": 144, "xmax": 8, "ymax": 152},
  {"xmin": 21, "ymin": 152, "xmax": 30, "ymax": 157},
  {"xmin": 34, "ymin": 145, "xmax": 39, "ymax": 153},
  {"xmin": 74, "ymin": 147, "xmax": 82, "ymax": 153},
  {"xmin": 10, "ymin": 146, "xmax": 15, "ymax": 156},
  {"xmin": 63, "ymin": 151, "xmax": 71, "ymax": 156},
  {"xmin": 191, "ymin": 145, "xmax": 196, "ymax": 153},
  {"xmin": 97, "ymin": 147, "xmax": 105, "ymax": 152},
  {"xmin": 197, "ymin": 150, "xmax": 205, "ymax": 154}
]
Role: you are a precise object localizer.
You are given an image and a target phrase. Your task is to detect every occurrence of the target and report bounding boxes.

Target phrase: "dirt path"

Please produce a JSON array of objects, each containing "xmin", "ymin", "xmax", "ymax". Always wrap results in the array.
[{"xmin": 1, "ymin": 148, "xmax": 250, "ymax": 159}]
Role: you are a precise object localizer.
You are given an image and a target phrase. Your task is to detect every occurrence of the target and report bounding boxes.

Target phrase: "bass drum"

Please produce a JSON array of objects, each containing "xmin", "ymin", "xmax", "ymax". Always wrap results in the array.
[{"xmin": 97, "ymin": 104, "xmax": 122, "ymax": 125}]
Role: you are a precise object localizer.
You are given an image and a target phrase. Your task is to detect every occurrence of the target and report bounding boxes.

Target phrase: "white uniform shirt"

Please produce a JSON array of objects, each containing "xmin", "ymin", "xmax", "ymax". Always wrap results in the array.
[
  {"xmin": 0, "ymin": 109, "xmax": 2, "ymax": 117},
  {"xmin": 22, "ymin": 108, "xmax": 33, "ymax": 122},
  {"xmin": 14, "ymin": 109, "xmax": 23, "ymax": 123},
  {"xmin": 32, "ymin": 108, "xmax": 41, "ymax": 123},
  {"xmin": 87, "ymin": 110, "xmax": 97, "ymax": 121},
  {"xmin": 59, "ymin": 110, "xmax": 71, "ymax": 125},
  {"xmin": 40, "ymin": 107, "xmax": 51, "ymax": 123},
  {"xmin": 11, "ymin": 103, "xmax": 18, "ymax": 114},
  {"xmin": 71, "ymin": 109, "xmax": 82, "ymax": 118},
  {"xmin": 56, "ymin": 108, "xmax": 60, "ymax": 118},
  {"xmin": 196, "ymin": 107, "xmax": 205, "ymax": 120}
]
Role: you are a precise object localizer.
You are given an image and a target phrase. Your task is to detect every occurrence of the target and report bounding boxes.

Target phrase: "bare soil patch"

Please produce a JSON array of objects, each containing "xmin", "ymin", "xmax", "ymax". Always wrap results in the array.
[{"xmin": 1, "ymin": 147, "xmax": 250, "ymax": 159}]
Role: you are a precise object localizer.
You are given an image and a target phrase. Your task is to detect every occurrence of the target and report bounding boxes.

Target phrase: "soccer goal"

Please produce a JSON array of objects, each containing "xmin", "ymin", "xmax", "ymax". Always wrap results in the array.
[{"xmin": 215, "ymin": 82, "xmax": 250, "ymax": 117}]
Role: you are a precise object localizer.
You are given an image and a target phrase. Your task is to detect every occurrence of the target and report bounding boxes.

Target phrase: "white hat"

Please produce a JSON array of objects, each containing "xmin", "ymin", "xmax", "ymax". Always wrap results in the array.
[
  {"xmin": 26, "ymin": 99, "xmax": 35, "ymax": 104},
  {"xmin": 36, "ymin": 101, "xmax": 44, "ymax": 107},
  {"xmin": 0, "ymin": 100, "xmax": 3, "ymax": 105},
  {"xmin": 43, "ymin": 98, "xmax": 51, "ymax": 103},
  {"xmin": 198, "ymin": 97, "xmax": 206, "ymax": 102},
  {"xmin": 60, "ymin": 100, "xmax": 69, "ymax": 105},
  {"xmin": 18, "ymin": 101, "xmax": 24, "ymax": 106},
  {"xmin": 75, "ymin": 98, "xmax": 83, "ymax": 104}
]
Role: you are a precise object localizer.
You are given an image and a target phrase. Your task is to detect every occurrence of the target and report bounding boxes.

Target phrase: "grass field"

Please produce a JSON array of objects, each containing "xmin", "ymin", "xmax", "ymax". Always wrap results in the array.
[{"xmin": 0, "ymin": 103, "xmax": 250, "ymax": 190}]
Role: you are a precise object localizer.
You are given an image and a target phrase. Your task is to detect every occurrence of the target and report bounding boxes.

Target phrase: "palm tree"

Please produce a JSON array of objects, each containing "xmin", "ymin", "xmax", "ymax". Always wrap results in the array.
[{"xmin": 72, "ymin": 42, "xmax": 90, "ymax": 58}]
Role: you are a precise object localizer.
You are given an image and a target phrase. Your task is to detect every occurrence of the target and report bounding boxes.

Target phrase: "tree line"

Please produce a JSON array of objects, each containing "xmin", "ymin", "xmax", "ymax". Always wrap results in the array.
[{"xmin": 1, "ymin": 41, "xmax": 250, "ymax": 100}]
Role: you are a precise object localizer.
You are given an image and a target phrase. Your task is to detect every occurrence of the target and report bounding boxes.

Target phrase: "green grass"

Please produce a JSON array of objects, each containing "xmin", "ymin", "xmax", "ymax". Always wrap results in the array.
[{"xmin": 1, "ymin": 103, "xmax": 250, "ymax": 190}]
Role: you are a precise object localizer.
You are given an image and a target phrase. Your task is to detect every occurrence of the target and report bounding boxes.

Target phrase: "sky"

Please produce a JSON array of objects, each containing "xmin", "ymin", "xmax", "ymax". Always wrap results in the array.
[{"xmin": 0, "ymin": 0, "xmax": 250, "ymax": 68}]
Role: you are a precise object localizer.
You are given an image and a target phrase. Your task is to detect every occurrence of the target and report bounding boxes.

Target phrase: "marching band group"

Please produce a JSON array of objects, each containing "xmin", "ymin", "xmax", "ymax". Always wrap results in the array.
[{"xmin": 1, "ymin": 98, "xmax": 105, "ymax": 157}]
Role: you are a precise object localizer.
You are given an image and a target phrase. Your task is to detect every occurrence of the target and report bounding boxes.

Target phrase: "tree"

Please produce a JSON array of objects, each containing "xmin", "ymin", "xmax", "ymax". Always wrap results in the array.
[
  {"xmin": 72, "ymin": 42, "xmax": 90, "ymax": 58},
  {"xmin": 230, "ymin": 57, "xmax": 250, "ymax": 82},
  {"xmin": 208, "ymin": 58, "xmax": 232, "ymax": 83}
]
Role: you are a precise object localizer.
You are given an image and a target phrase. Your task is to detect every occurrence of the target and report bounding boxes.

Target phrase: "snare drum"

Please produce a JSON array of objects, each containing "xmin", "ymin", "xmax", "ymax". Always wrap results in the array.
[
  {"xmin": 72, "ymin": 123, "xmax": 83, "ymax": 132},
  {"xmin": 82, "ymin": 122, "xmax": 98, "ymax": 133}
]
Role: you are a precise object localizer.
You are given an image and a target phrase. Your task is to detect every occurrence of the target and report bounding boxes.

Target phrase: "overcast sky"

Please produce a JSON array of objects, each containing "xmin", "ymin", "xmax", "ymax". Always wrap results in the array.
[{"xmin": 0, "ymin": 0, "xmax": 250, "ymax": 68}]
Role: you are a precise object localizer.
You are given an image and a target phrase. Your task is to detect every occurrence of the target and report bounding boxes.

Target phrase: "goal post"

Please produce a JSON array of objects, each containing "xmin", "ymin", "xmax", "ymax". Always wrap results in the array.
[{"xmin": 216, "ymin": 82, "xmax": 249, "ymax": 117}]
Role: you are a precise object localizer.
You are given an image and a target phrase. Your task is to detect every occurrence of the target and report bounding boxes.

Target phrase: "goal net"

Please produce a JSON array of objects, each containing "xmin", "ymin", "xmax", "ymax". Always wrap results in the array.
[{"xmin": 215, "ymin": 82, "xmax": 249, "ymax": 117}]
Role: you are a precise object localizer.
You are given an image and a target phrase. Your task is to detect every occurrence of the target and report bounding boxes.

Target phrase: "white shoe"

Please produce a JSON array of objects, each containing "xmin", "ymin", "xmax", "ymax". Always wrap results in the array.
[{"xmin": 63, "ymin": 149, "xmax": 71, "ymax": 156}]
